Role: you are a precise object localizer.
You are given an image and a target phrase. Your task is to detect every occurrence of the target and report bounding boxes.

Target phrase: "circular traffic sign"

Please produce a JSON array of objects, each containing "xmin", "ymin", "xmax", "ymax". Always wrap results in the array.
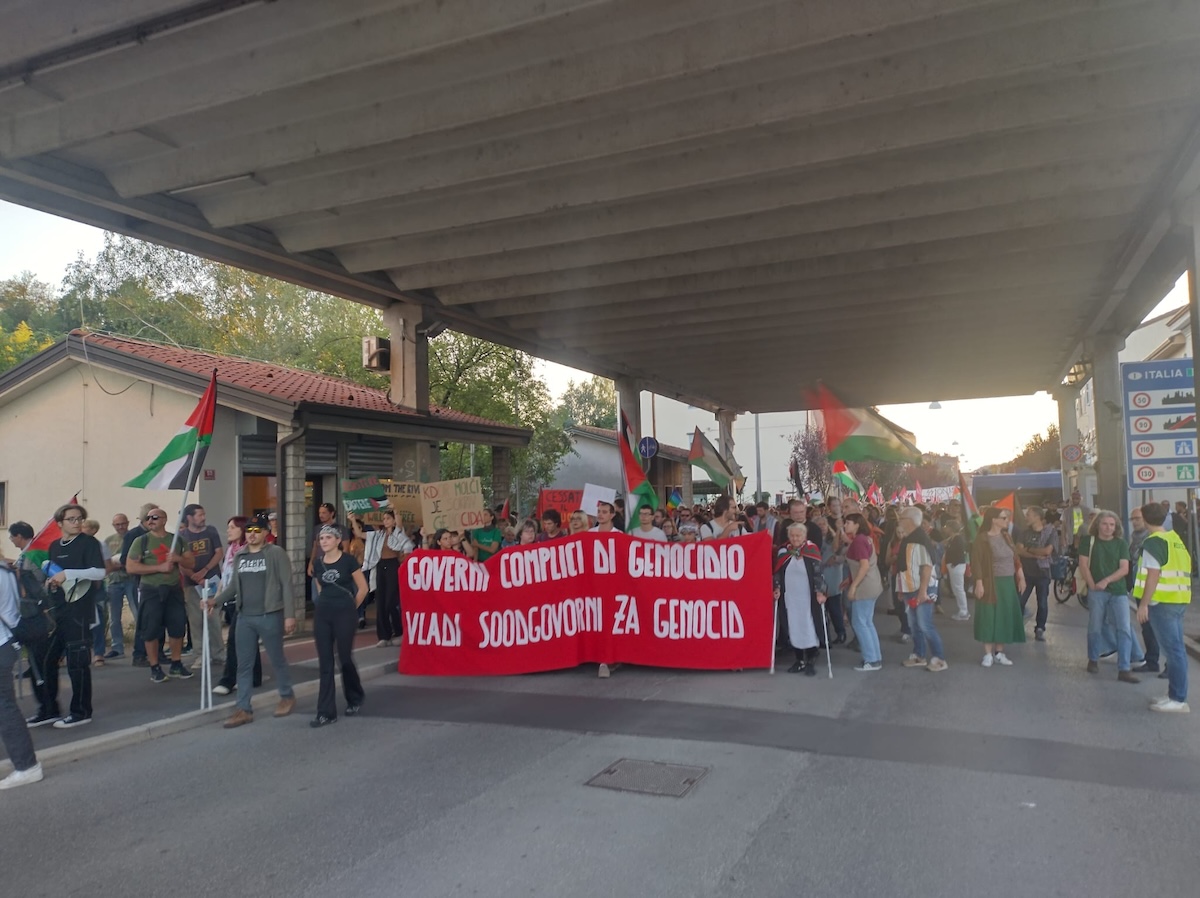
[
  {"xmin": 1135, "ymin": 441, "xmax": 1154, "ymax": 458},
  {"xmin": 1133, "ymin": 417, "xmax": 1153, "ymax": 433},
  {"xmin": 1136, "ymin": 466, "xmax": 1156, "ymax": 482},
  {"xmin": 1061, "ymin": 443, "xmax": 1083, "ymax": 462},
  {"xmin": 1132, "ymin": 392, "xmax": 1152, "ymax": 409},
  {"xmin": 638, "ymin": 436, "xmax": 659, "ymax": 459}
]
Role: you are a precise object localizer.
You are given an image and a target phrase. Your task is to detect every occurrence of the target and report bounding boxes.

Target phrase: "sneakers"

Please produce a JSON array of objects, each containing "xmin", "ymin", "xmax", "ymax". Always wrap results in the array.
[
  {"xmin": 346, "ymin": 703, "xmax": 363, "ymax": 716},
  {"xmin": 1034, "ymin": 628, "xmax": 1045, "ymax": 642},
  {"xmin": 1100, "ymin": 651, "xmax": 1116, "ymax": 662},
  {"xmin": 212, "ymin": 684, "xmax": 231, "ymax": 696},
  {"xmin": 1086, "ymin": 660, "xmax": 1099, "ymax": 673},
  {"xmin": 926, "ymin": 658, "xmax": 949, "ymax": 672},
  {"xmin": 375, "ymin": 640, "xmax": 389, "ymax": 648},
  {"xmin": 1150, "ymin": 699, "xmax": 1190, "ymax": 713},
  {"xmin": 149, "ymin": 665, "xmax": 167, "ymax": 684},
  {"xmin": 131, "ymin": 656, "xmax": 151, "ymax": 668},
  {"xmin": 103, "ymin": 650, "xmax": 124, "ymax": 659},
  {"xmin": 951, "ymin": 613, "xmax": 971, "ymax": 621},
  {"xmin": 223, "ymin": 709, "xmax": 253, "ymax": 729},
  {"xmin": 0, "ymin": 763, "xmax": 44, "ymax": 790},
  {"xmin": 993, "ymin": 652, "xmax": 1013, "ymax": 666},
  {"xmin": 309, "ymin": 714, "xmax": 337, "ymax": 728},
  {"xmin": 274, "ymin": 697, "xmax": 296, "ymax": 718},
  {"xmin": 902, "ymin": 654, "xmax": 927, "ymax": 668},
  {"xmin": 1150, "ymin": 695, "xmax": 1171, "ymax": 708},
  {"xmin": 25, "ymin": 712, "xmax": 60, "ymax": 728},
  {"xmin": 169, "ymin": 661, "xmax": 193, "ymax": 680},
  {"xmin": 1131, "ymin": 659, "xmax": 1148, "ymax": 670},
  {"xmin": 854, "ymin": 662, "xmax": 883, "ymax": 672},
  {"xmin": 981, "ymin": 653, "xmax": 994, "ymax": 668},
  {"xmin": 1118, "ymin": 670, "xmax": 1141, "ymax": 684},
  {"xmin": 898, "ymin": 633, "xmax": 912, "ymax": 643},
  {"xmin": 53, "ymin": 714, "xmax": 91, "ymax": 729}
]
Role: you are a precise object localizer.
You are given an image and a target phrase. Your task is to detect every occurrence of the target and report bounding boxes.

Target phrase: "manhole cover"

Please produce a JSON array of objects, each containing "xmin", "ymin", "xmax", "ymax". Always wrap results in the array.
[{"xmin": 585, "ymin": 758, "xmax": 709, "ymax": 798}]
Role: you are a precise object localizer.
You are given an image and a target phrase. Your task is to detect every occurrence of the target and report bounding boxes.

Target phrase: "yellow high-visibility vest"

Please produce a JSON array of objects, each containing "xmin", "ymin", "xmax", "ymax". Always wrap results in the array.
[
  {"xmin": 1072, "ymin": 507, "xmax": 1084, "ymax": 535},
  {"xmin": 1132, "ymin": 530, "xmax": 1192, "ymax": 604}
]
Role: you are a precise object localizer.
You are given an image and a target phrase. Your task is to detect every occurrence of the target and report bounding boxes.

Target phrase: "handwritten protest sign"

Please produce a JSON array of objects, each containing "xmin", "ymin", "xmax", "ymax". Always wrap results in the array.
[
  {"xmin": 580, "ymin": 483, "xmax": 617, "ymax": 517},
  {"xmin": 386, "ymin": 481, "xmax": 423, "ymax": 529},
  {"xmin": 420, "ymin": 477, "xmax": 486, "ymax": 532},
  {"xmin": 536, "ymin": 489, "xmax": 583, "ymax": 524}
]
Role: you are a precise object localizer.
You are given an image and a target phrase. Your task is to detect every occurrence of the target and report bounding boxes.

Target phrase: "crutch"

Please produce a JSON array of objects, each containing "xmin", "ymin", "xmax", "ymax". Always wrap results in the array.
[
  {"xmin": 770, "ymin": 596, "xmax": 778, "ymax": 675},
  {"xmin": 199, "ymin": 582, "xmax": 213, "ymax": 710},
  {"xmin": 820, "ymin": 604, "xmax": 834, "ymax": 679}
]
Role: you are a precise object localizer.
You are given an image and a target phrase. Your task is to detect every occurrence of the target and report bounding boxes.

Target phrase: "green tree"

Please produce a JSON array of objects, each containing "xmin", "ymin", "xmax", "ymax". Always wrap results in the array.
[
  {"xmin": 999, "ymin": 424, "xmax": 1060, "ymax": 473},
  {"xmin": 555, "ymin": 375, "xmax": 617, "ymax": 429},
  {"xmin": 0, "ymin": 320, "xmax": 55, "ymax": 370}
]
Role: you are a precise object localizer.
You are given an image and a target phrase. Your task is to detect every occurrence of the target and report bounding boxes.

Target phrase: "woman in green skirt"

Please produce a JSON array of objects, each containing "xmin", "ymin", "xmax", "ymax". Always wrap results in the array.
[{"xmin": 972, "ymin": 505, "xmax": 1027, "ymax": 667}]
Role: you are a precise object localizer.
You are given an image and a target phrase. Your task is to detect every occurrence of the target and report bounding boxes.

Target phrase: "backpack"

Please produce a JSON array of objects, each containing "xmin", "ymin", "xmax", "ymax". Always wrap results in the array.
[{"xmin": 2, "ymin": 563, "xmax": 55, "ymax": 644}]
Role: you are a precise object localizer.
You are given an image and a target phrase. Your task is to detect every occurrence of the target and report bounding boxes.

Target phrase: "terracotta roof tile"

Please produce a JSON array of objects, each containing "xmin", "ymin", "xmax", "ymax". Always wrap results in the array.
[{"xmin": 70, "ymin": 330, "xmax": 526, "ymax": 431}]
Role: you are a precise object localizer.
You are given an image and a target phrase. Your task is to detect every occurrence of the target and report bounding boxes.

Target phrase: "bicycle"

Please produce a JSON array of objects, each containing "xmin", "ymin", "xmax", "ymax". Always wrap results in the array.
[{"xmin": 1052, "ymin": 553, "xmax": 1089, "ymax": 609}]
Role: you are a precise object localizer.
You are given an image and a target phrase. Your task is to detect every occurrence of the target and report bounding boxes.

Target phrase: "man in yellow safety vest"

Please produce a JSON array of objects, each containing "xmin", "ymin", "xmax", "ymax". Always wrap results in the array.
[{"xmin": 1133, "ymin": 502, "xmax": 1192, "ymax": 713}]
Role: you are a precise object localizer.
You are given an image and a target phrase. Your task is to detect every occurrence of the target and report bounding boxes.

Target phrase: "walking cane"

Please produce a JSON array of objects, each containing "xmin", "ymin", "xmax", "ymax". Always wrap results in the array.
[
  {"xmin": 820, "ymin": 604, "xmax": 834, "ymax": 679},
  {"xmin": 199, "ymin": 583, "xmax": 212, "ymax": 711},
  {"xmin": 770, "ymin": 595, "xmax": 778, "ymax": 675}
]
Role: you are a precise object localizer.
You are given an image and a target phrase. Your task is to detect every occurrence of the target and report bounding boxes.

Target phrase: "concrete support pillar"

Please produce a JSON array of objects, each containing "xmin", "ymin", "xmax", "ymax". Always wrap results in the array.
[
  {"xmin": 716, "ymin": 408, "xmax": 737, "ymax": 496},
  {"xmin": 393, "ymin": 440, "xmax": 439, "ymax": 484},
  {"xmin": 614, "ymin": 376, "xmax": 642, "ymax": 438},
  {"xmin": 1052, "ymin": 385, "xmax": 1081, "ymax": 499},
  {"xmin": 382, "ymin": 302, "xmax": 430, "ymax": 413},
  {"xmin": 491, "ymin": 446, "xmax": 512, "ymax": 510},
  {"xmin": 1087, "ymin": 332, "xmax": 1127, "ymax": 519},
  {"xmin": 1187, "ymin": 193, "xmax": 1200, "ymax": 462},
  {"xmin": 278, "ymin": 423, "xmax": 308, "ymax": 626}
]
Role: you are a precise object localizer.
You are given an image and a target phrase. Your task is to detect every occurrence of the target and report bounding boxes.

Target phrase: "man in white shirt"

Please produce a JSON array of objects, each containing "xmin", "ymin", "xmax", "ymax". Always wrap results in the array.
[
  {"xmin": 630, "ymin": 506, "xmax": 667, "ymax": 541},
  {"xmin": 589, "ymin": 502, "xmax": 619, "ymax": 533}
]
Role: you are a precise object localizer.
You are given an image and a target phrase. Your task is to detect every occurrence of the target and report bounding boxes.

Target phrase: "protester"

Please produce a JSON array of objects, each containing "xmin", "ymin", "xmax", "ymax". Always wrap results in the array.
[
  {"xmin": 204, "ymin": 520, "xmax": 297, "ymax": 729},
  {"xmin": 631, "ymin": 505, "xmax": 668, "ymax": 541},
  {"xmin": 972, "ymin": 506, "xmax": 1025, "ymax": 667},
  {"xmin": 102, "ymin": 512, "xmax": 138, "ymax": 660},
  {"xmin": 1133, "ymin": 502, "xmax": 1192, "ymax": 712},
  {"xmin": 843, "ymin": 513, "xmax": 884, "ymax": 671},
  {"xmin": 662, "ymin": 519, "xmax": 680, "ymax": 542},
  {"xmin": 1017, "ymin": 505, "xmax": 1056, "ymax": 641},
  {"xmin": 590, "ymin": 502, "xmax": 619, "ymax": 533},
  {"xmin": 517, "ymin": 520, "xmax": 539, "ymax": 545},
  {"xmin": 537, "ymin": 510, "xmax": 565, "ymax": 541},
  {"xmin": 212, "ymin": 516, "xmax": 262, "ymax": 697},
  {"xmin": 0, "ymin": 556, "xmax": 42, "ymax": 788},
  {"xmin": 813, "ymin": 514, "xmax": 847, "ymax": 645},
  {"xmin": 119, "ymin": 504, "xmax": 156, "ymax": 667},
  {"xmin": 176, "ymin": 504, "xmax": 225, "ymax": 664},
  {"xmin": 126, "ymin": 507, "xmax": 194, "ymax": 685},
  {"xmin": 775, "ymin": 522, "xmax": 826, "ymax": 675},
  {"xmin": 470, "ymin": 508, "xmax": 504, "ymax": 561},
  {"xmin": 1127, "ymin": 505, "xmax": 1162, "ymax": 674},
  {"xmin": 568, "ymin": 510, "xmax": 591, "ymax": 535},
  {"xmin": 1080, "ymin": 510, "xmax": 1138, "ymax": 683},
  {"xmin": 309, "ymin": 525, "xmax": 368, "ymax": 728},
  {"xmin": 82, "ymin": 519, "xmax": 112, "ymax": 665},
  {"xmin": 358, "ymin": 510, "xmax": 412, "ymax": 647},
  {"xmin": 678, "ymin": 522, "xmax": 700, "ymax": 543},
  {"xmin": 895, "ymin": 507, "xmax": 948, "ymax": 672},
  {"xmin": 941, "ymin": 519, "xmax": 970, "ymax": 621}
]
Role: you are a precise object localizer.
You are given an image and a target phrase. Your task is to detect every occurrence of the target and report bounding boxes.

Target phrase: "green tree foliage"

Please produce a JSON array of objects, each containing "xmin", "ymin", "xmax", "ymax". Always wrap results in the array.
[
  {"xmin": 555, "ymin": 375, "xmax": 617, "ymax": 429},
  {"xmin": 998, "ymin": 424, "xmax": 1060, "ymax": 473},
  {"xmin": 5, "ymin": 233, "xmax": 571, "ymax": 502}
]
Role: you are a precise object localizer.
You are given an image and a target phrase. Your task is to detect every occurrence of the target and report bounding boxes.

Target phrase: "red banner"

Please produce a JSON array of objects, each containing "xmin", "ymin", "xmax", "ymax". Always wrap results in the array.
[
  {"xmin": 536, "ymin": 488, "xmax": 584, "ymax": 525},
  {"xmin": 398, "ymin": 531, "xmax": 774, "ymax": 676}
]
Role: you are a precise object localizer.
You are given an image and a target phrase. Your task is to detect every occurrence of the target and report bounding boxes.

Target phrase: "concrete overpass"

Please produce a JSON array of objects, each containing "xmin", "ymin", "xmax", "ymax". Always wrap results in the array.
[{"xmin": 4, "ymin": 0, "xmax": 1200, "ymax": 509}]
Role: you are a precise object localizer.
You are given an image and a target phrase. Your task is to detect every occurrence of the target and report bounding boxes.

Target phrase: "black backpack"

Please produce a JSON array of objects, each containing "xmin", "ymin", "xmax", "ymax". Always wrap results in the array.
[{"xmin": 2, "ymin": 563, "xmax": 55, "ymax": 644}]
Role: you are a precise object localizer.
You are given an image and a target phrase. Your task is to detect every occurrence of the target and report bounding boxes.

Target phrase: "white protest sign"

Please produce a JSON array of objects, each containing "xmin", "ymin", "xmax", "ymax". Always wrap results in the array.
[{"xmin": 579, "ymin": 483, "xmax": 617, "ymax": 517}]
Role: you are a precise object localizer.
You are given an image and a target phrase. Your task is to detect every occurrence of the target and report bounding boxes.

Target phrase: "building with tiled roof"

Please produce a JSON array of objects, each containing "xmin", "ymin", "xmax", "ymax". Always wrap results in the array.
[
  {"xmin": 0, "ymin": 331, "xmax": 530, "ymax": 616},
  {"xmin": 549, "ymin": 424, "xmax": 693, "ymax": 508}
]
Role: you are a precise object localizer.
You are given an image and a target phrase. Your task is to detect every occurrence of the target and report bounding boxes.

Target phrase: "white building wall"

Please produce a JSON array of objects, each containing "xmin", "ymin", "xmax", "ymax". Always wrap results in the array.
[
  {"xmin": 549, "ymin": 436, "xmax": 621, "ymax": 491},
  {"xmin": 0, "ymin": 362, "xmax": 239, "ymax": 534}
]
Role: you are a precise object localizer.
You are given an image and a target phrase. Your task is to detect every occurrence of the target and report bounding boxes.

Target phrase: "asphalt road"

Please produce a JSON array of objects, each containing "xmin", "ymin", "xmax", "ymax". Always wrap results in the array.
[{"xmin": 2, "ymin": 599, "xmax": 1197, "ymax": 898}]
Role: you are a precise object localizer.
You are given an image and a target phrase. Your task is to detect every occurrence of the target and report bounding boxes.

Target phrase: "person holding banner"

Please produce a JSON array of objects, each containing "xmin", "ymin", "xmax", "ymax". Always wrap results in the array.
[
  {"xmin": 310, "ymin": 526, "xmax": 368, "ymax": 728},
  {"xmin": 775, "ymin": 523, "xmax": 827, "ymax": 675},
  {"xmin": 568, "ymin": 510, "xmax": 590, "ymax": 535},
  {"xmin": 536, "ymin": 510, "xmax": 565, "ymax": 542}
]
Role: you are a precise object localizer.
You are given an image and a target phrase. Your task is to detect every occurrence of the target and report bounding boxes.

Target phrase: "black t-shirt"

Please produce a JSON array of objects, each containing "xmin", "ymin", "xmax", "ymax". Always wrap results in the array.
[
  {"xmin": 945, "ymin": 534, "xmax": 967, "ymax": 566},
  {"xmin": 312, "ymin": 552, "xmax": 361, "ymax": 604},
  {"xmin": 181, "ymin": 525, "xmax": 222, "ymax": 572},
  {"xmin": 120, "ymin": 524, "xmax": 146, "ymax": 567},
  {"xmin": 48, "ymin": 534, "xmax": 105, "ymax": 606}
]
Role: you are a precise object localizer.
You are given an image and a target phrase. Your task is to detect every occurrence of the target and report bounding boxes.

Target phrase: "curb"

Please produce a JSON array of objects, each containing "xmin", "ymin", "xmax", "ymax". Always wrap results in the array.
[{"xmin": 2, "ymin": 659, "xmax": 397, "ymax": 776}]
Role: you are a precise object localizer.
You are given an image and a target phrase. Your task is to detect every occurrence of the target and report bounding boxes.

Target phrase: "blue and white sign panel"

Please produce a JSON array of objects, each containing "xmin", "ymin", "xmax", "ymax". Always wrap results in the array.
[{"xmin": 1122, "ymin": 359, "xmax": 1199, "ymax": 489}]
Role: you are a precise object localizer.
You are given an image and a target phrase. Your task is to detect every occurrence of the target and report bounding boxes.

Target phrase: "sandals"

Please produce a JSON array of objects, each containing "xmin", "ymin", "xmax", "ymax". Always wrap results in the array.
[{"xmin": 93, "ymin": 657, "xmax": 106, "ymax": 668}]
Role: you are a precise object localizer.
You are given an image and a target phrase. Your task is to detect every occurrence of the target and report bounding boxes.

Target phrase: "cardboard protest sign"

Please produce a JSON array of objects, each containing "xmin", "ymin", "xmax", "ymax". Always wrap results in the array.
[
  {"xmin": 420, "ymin": 477, "xmax": 486, "ymax": 532},
  {"xmin": 579, "ymin": 483, "xmax": 617, "ymax": 517},
  {"xmin": 536, "ymin": 489, "xmax": 583, "ymax": 525},
  {"xmin": 397, "ymin": 531, "xmax": 773, "ymax": 675},
  {"xmin": 341, "ymin": 476, "xmax": 390, "ymax": 519},
  {"xmin": 385, "ymin": 481, "xmax": 423, "ymax": 529}
]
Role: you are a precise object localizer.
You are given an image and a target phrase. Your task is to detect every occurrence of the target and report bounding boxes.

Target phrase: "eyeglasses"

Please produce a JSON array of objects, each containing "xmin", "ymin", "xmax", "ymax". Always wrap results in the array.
[{"xmin": 62, "ymin": 516, "xmax": 84, "ymax": 523}]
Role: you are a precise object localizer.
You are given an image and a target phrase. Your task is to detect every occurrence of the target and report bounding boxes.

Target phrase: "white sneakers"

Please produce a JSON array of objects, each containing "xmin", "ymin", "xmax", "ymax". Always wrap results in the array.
[
  {"xmin": 1150, "ymin": 697, "xmax": 1190, "ymax": 713},
  {"xmin": 993, "ymin": 652, "xmax": 1013, "ymax": 666},
  {"xmin": 981, "ymin": 654, "xmax": 994, "ymax": 668},
  {"xmin": 902, "ymin": 654, "xmax": 927, "ymax": 668},
  {"xmin": 854, "ymin": 662, "xmax": 882, "ymax": 672},
  {"xmin": 0, "ymin": 763, "xmax": 44, "ymax": 790},
  {"xmin": 926, "ymin": 658, "xmax": 949, "ymax": 672},
  {"xmin": 211, "ymin": 685, "xmax": 231, "ymax": 696},
  {"xmin": 951, "ymin": 613, "xmax": 971, "ymax": 621}
]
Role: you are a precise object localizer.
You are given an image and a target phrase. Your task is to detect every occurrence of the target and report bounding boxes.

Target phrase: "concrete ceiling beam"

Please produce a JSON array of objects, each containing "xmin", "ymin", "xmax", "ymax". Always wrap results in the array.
[
  {"xmin": 272, "ymin": 111, "xmax": 1180, "ymax": 253},
  {"xmin": 371, "ymin": 179, "xmax": 1141, "ymax": 287},
  {"xmin": 0, "ymin": 0, "xmax": 610, "ymax": 159},
  {"xmin": 197, "ymin": 57, "xmax": 1200, "ymax": 228},
  {"xmin": 426, "ymin": 218, "xmax": 1120, "ymax": 306},
  {"xmin": 0, "ymin": 0, "xmax": 199, "ymax": 64}
]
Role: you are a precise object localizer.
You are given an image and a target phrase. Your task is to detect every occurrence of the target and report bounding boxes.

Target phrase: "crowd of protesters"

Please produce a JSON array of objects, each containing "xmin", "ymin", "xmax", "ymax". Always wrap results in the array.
[{"xmin": 1, "ymin": 487, "xmax": 1193, "ymax": 791}]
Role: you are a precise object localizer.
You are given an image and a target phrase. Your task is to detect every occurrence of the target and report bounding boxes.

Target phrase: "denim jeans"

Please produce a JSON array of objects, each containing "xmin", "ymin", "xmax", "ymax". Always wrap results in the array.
[
  {"xmin": 235, "ymin": 611, "xmax": 294, "ymax": 713},
  {"xmin": 902, "ymin": 594, "xmax": 944, "ymax": 660},
  {"xmin": 1020, "ymin": 575, "xmax": 1050, "ymax": 630},
  {"xmin": 1087, "ymin": 591, "xmax": 1133, "ymax": 670},
  {"xmin": 1148, "ymin": 603, "xmax": 1188, "ymax": 702},
  {"xmin": 91, "ymin": 600, "xmax": 109, "ymax": 656},
  {"xmin": 1099, "ymin": 597, "xmax": 1145, "ymax": 664},
  {"xmin": 106, "ymin": 578, "xmax": 141, "ymax": 656},
  {"xmin": 849, "ymin": 595, "xmax": 881, "ymax": 664}
]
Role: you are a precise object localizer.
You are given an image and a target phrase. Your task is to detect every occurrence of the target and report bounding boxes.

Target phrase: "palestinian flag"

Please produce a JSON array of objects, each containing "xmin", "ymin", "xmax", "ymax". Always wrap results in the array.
[
  {"xmin": 867, "ymin": 482, "xmax": 884, "ymax": 505},
  {"xmin": 807, "ymin": 382, "xmax": 922, "ymax": 464},
  {"xmin": 619, "ymin": 409, "xmax": 659, "ymax": 527},
  {"xmin": 914, "ymin": 480, "xmax": 924, "ymax": 504},
  {"xmin": 959, "ymin": 470, "xmax": 982, "ymax": 542},
  {"xmin": 24, "ymin": 493, "xmax": 79, "ymax": 569},
  {"xmin": 125, "ymin": 370, "xmax": 217, "ymax": 490},
  {"xmin": 832, "ymin": 461, "xmax": 864, "ymax": 497},
  {"xmin": 689, "ymin": 427, "xmax": 735, "ymax": 490},
  {"xmin": 994, "ymin": 493, "xmax": 1015, "ymax": 514}
]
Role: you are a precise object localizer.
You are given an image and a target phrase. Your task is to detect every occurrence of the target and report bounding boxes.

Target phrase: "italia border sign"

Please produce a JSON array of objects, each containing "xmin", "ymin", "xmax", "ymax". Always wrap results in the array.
[{"xmin": 1121, "ymin": 359, "xmax": 1199, "ymax": 489}]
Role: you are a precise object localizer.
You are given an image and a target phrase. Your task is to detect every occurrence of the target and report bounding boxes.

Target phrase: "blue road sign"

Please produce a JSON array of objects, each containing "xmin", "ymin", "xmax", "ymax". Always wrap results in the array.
[
  {"xmin": 1122, "ymin": 359, "xmax": 1199, "ymax": 489},
  {"xmin": 638, "ymin": 436, "xmax": 659, "ymax": 459}
]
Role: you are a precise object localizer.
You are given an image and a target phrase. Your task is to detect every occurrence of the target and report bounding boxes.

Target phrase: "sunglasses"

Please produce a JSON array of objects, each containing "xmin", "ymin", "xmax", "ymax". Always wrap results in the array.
[
  {"xmin": 146, "ymin": 515, "xmax": 163, "ymax": 521},
  {"xmin": 245, "ymin": 526, "xmax": 264, "ymax": 534}
]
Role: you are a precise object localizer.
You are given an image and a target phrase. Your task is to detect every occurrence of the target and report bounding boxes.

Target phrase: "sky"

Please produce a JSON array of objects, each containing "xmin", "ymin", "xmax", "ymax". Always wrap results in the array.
[{"xmin": 1, "ymin": 199, "xmax": 1190, "ymax": 495}]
